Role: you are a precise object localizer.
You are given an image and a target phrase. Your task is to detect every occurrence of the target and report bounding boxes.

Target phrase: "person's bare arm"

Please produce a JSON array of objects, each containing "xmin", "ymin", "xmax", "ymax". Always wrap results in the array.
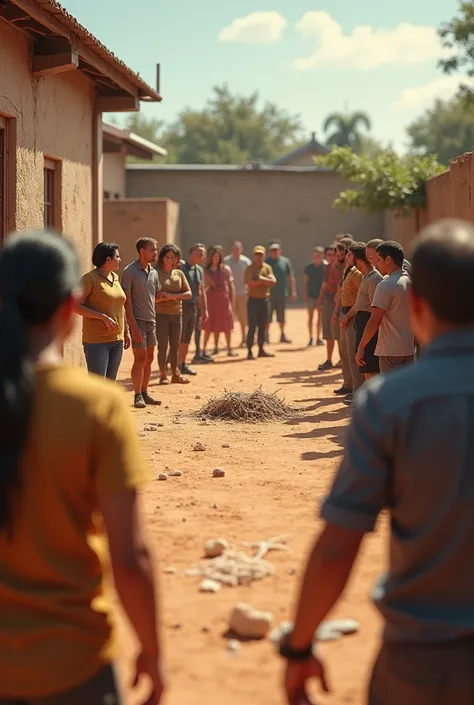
[
  {"xmin": 355, "ymin": 307, "xmax": 385, "ymax": 366},
  {"xmin": 101, "ymin": 490, "xmax": 162, "ymax": 661},
  {"xmin": 124, "ymin": 296, "xmax": 143, "ymax": 345},
  {"xmin": 289, "ymin": 274, "xmax": 297, "ymax": 301},
  {"xmin": 302, "ymin": 273, "xmax": 309, "ymax": 303},
  {"xmin": 199, "ymin": 281, "xmax": 208, "ymax": 320},
  {"xmin": 75, "ymin": 292, "xmax": 118, "ymax": 332},
  {"xmin": 317, "ymin": 282, "xmax": 326, "ymax": 306}
]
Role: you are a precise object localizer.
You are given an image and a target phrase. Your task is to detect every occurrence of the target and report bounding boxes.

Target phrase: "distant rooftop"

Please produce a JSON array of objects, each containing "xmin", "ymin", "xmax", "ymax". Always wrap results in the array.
[
  {"xmin": 272, "ymin": 132, "xmax": 330, "ymax": 166},
  {"xmin": 103, "ymin": 121, "xmax": 167, "ymax": 160},
  {"xmin": 126, "ymin": 163, "xmax": 332, "ymax": 173}
]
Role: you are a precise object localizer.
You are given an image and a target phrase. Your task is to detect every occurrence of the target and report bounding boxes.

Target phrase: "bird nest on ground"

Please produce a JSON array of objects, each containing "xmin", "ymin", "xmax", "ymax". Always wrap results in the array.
[{"xmin": 193, "ymin": 387, "xmax": 296, "ymax": 423}]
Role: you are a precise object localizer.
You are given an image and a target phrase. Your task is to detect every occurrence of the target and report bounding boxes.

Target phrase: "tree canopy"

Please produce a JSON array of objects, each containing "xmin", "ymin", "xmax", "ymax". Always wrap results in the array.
[
  {"xmin": 123, "ymin": 84, "xmax": 304, "ymax": 165},
  {"xmin": 406, "ymin": 95, "xmax": 474, "ymax": 165},
  {"xmin": 315, "ymin": 147, "xmax": 445, "ymax": 212},
  {"xmin": 322, "ymin": 111, "xmax": 372, "ymax": 152},
  {"xmin": 439, "ymin": 1, "xmax": 474, "ymax": 97}
]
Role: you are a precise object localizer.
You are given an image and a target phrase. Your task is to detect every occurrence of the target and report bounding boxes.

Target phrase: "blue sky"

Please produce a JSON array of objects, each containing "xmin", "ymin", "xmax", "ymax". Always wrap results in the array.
[{"xmin": 63, "ymin": 0, "xmax": 461, "ymax": 153}]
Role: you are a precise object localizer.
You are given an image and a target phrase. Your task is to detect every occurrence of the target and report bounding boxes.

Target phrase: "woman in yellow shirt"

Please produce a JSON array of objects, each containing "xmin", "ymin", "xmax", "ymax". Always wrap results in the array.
[
  {"xmin": 76, "ymin": 242, "xmax": 130, "ymax": 380},
  {"xmin": 0, "ymin": 230, "xmax": 165, "ymax": 704},
  {"xmin": 155, "ymin": 244, "xmax": 192, "ymax": 384}
]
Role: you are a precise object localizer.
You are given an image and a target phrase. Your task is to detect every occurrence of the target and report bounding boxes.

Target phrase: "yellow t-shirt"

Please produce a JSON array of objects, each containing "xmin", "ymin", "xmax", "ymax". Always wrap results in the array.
[
  {"xmin": 155, "ymin": 268, "xmax": 190, "ymax": 315},
  {"xmin": 245, "ymin": 263, "xmax": 274, "ymax": 299},
  {"xmin": 0, "ymin": 366, "xmax": 149, "ymax": 698},
  {"xmin": 81, "ymin": 269, "xmax": 126, "ymax": 343},
  {"xmin": 341, "ymin": 266, "xmax": 363, "ymax": 308}
]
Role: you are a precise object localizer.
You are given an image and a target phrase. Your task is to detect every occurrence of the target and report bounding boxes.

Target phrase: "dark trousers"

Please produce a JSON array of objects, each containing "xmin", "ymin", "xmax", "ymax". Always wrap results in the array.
[
  {"xmin": 247, "ymin": 298, "xmax": 269, "ymax": 350},
  {"xmin": 156, "ymin": 313, "xmax": 182, "ymax": 371},
  {"xmin": 368, "ymin": 639, "xmax": 474, "ymax": 705},
  {"xmin": 0, "ymin": 665, "xmax": 121, "ymax": 705},
  {"xmin": 83, "ymin": 341, "xmax": 123, "ymax": 381}
]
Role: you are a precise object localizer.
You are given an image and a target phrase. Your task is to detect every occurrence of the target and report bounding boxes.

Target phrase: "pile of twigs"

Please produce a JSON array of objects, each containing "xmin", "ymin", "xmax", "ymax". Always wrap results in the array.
[{"xmin": 193, "ymin": 387, "xmax": 296, "ymax": 423}]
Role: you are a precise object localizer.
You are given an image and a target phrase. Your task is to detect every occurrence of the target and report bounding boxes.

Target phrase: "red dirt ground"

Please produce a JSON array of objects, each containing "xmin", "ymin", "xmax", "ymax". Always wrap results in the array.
[{"xmin": 114, "ymin": 309, "xmax": 387, "ymax": 705}]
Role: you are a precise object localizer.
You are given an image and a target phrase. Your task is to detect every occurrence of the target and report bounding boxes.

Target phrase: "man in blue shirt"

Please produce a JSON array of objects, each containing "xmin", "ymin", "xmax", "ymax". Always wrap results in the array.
[
  {"xmin": 265, "ymin": 242, "xmax": 296, "ymax": 344},
  {"xmin": 280, "ymin": 218, "xmax": 474, "ymax": 705}
]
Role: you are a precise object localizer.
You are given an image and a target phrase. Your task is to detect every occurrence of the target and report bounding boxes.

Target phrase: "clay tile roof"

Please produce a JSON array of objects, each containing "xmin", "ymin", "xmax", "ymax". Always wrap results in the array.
[
  {"xmin": 10, "ymin": 0, "xmax": 161, "ymax": 101},
  {"xmin": 272, "ymin": 132, "xmax": 329, "ymax": 166}
]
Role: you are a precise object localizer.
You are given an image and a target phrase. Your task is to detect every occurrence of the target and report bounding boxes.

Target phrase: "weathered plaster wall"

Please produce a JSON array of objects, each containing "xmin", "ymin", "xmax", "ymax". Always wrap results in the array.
[
  {"xmin": 0, "ymin": 19, "xmax": 94, "ymax": 366},
  {"xmin": 103, "ymin": 152, "xmax": 126, "ymax": 198}
]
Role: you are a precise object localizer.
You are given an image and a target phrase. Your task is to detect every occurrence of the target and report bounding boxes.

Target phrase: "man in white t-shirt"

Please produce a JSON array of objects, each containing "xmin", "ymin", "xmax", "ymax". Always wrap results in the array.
[
  {"xmin": 225, "ymin": 241, "xmax": 251, "ymax": 347},
  {"xmin": 356, "ymin": 241, "xmax": 415, "ymax": 373}
]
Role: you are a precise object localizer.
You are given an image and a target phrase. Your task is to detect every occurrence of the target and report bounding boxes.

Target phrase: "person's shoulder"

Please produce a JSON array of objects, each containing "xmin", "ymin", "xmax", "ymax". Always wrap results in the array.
[
  {"xmin": 224, "ymin": 255, "xmax": 231, "ymax": 263},
  {"xmin": 81, "ymin": 269, "xmax": 96, "ymax": 282},
  {"xmin": 304, "ymin": 261, "xmax": 313, "ymax": 271},
  {"xmin": 122, "ymin": 260, "xmax": 137, "ymax": 273},
  {"xmin": 42, "ymin": 366, "xmax": 127, "ymax": 410},
  {"xmin": 242, "ymin": 255, "xmax": 251, "ymax": 265}
]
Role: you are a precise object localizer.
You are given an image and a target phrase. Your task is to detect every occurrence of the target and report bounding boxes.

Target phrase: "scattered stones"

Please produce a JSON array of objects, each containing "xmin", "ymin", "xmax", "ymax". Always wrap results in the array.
[
  {"xmin": 229, "ymin": 603, "xmax": 273, "ymax": 640},
  {"xmin": 144, "ymin": 424, "xmax": 159, "ymax": 432},
  {"xmin": 201, "ymin": 626, "xmax": 211, "ymax": 634},
  {"xmin": 212, "ymin": 468, "xmax": 226, "ymax": 478},
  {"xmin": 288, "ymin": 567, "xmax": 297, "ymax": 576},
  {"xmin": 165, "ymin": 467, "xmax": 183, "ymax": 477},
  {"xmin": 164, "ymin": 567, "xmax": 177, "ymax": 575},
  {"xmin": 222, "ymin": 443, "xmax": 230, "ymax": 448},
  {"xmin": 204, "ymin": 538, "xmax": 229, "ymax": 558},
  {"xmin": 270, "ymin": 618, "xmax": 360, "ymax": 646},
  {"xmin": 193, "ymin": 442, "xmax": 206, "ymax": 452},
  {"xmin": 195, "ymin": 395, "xmax": 202, "ymax": 400},
  {"xmin": 158, "ymin": 473, "xmax": 168, "ymax": 481},
  {"xmin": 227, "ymin": 639, "xmax": 240, "ymax": 653},
  {"xmin": 199, "ymin": 579, "xmax": 221, "ymax": 593}
]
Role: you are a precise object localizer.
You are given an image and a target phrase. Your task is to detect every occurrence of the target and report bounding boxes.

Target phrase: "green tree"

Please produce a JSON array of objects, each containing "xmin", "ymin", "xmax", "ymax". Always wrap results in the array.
[
  {"xmin": 406, "ymin": 95, "xmax": 474, "ymax": 165},
  {"xmin": 315, "ymin": 147, "xmax": 445, "ymax": 212},
  {"xmin": 160, "ymin": 84, "xmax": 303, "ymax": 164},
  {"xmin": 322, "ymin": 111, "xmax": 372, "ymax": 152},
  {"xmin": 439, "ymin": 2, "xmax": 474, "ymax": 97},
  {"xmin": 125, "ymin": 114, "xmax": 165, "ymax": 144}
]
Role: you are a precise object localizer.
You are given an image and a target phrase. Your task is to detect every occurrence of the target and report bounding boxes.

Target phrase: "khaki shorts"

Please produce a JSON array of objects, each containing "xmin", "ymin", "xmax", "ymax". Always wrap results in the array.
[
  {"xmin": 307, "ymin": 297, "xmax": 320, "ymax": 312},
  {"xmin": 378, "ymin": 355, "xmax": 414, "ymax": 373},
  {"xmin": 234, "ymin": 294, "xmax": 247, "ymax": 326},
  {"xmin": 132, "ymin": 319, "xmax": 157, "ymax": 349},
  {"xmin": 322, "ymin": 298, "xmax": 340, "ymax": 341}
]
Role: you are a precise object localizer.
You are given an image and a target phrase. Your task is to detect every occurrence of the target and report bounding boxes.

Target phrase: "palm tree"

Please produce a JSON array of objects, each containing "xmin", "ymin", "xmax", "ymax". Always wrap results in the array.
[{"xmin": 323, "ymin": 111, "xmax": 372, "ymax": 152}]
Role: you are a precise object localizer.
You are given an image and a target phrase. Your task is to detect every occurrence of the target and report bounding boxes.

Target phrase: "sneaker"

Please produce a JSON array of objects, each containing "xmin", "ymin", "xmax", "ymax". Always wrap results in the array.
[
  {"xmin": 258, "ymin": 349, "xmax": 275, "ymax": 358},
  {"xmin": 142, "ymin": 391, "xmax": 162, "ymax": 406},
  {"xmin": 134, "ymin": 393, "xmax": 146, "ymax": 409},
  {"xmin": 334, "ymin": 386, "xmax": 352, "ymax": 396},
  {"xmin": 181, "ymin": 363, "xmax": 197, "ymax": 376},
  {"xmin": 318, "ymin": 360, "xmax": 333, "ymax": 371},
  {"xmin": 308, "ymin": 338, "xmax": 314, "ymax": 347},
  {"xmin": 343, "ymin": 394, "xmax": 353, "ymax": 406},
  {"xmin": 316, "ymin": 339, "xmax": 324, "ymax": 346},
  {"xmin": 228, "ymin": 350, "xmax": 238, "ymax": 357},
  {"xmin": 334, "ymin": 359, "xmax": 342, "ymax": 368},
  {"xmin": 171, "ymin": 374, "xmax": 190, "ymax": 384},
  {"xmin": 247, "ymin": 350, "xmax": 255, "ymax": 360},
  {"xmin": 280, "ymin": 335, "xmax": 292, "ymax": 344}
]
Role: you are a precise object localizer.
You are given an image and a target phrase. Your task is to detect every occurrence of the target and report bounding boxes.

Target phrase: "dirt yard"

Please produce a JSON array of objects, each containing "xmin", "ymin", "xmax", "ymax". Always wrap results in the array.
[{"xmin": 115, "ymin": 308, "xmax": 386, "ymax": 705}]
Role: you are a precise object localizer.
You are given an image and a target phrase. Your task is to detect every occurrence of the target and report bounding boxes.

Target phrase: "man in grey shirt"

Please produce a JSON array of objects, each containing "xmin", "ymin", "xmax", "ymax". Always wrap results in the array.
[
  {"xmin": 356, "ymin": 241, "xmax": 415, "ymax": 373},
  {"xmin": 224, "ymin": 241, "xmax": 251, "ymax": 347},
  {"xmin": 281, "ymin": 219, "xmax": 474, "ymax": 704},
  {"xmin": 121, "ymin": 237, "xmax": 161, "ymax": 408}
]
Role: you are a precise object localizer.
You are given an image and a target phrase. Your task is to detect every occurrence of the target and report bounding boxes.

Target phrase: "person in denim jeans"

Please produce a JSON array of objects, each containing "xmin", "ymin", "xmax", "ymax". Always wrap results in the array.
[{"xmin": 76, "ymin": 242, "xmax": 130, "ymax": 380}]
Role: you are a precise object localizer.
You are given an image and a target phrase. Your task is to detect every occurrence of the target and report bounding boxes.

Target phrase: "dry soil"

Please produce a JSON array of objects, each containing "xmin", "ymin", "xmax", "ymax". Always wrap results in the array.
[{"xmin": 115, "ymin": 309, "xmax": 387, "ymax": 705}]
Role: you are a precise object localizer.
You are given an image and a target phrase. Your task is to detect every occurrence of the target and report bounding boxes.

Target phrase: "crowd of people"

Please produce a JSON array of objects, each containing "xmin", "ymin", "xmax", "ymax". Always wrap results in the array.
[
  {"xmin": 2, "ymin": 218, "xmax": 474, "ymax": 705},
  {"xmin": 75, "ymin": 237, "xmax": 301, "ymax": 405}
]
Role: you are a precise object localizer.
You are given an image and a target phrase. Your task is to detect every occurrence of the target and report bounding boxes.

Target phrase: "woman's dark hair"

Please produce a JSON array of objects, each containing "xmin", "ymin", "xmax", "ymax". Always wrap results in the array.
[
  {"xmin": 0, "ymin": 230, "xmax": 79, "ymax": 534},
  {"xmin": 206, "ymin": 246, "xmax": 223, "ymax": 270},
  {"xmin": 158, "ymin": 244, "xmax": 180, "ymax": 268},
  {"xmin": 92, "ymin": 242, "xmax": 119, "ymax": 268}
]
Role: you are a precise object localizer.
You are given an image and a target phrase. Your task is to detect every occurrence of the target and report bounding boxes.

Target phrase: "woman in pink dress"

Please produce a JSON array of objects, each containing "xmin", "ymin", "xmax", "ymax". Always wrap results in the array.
[{"xmin": 202, "ymin": 246, "xmax": 236, "ymax": 356}]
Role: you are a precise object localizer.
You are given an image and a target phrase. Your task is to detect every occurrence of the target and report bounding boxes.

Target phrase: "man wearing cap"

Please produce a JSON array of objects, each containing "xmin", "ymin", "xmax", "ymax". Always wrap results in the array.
[
  {"xmin": 244, "ymin": 246, "xmax": 276, "ymax": 359},
  {"xmin": 265, "ymin": 242, "xmax": 296, "ymax": 344}
]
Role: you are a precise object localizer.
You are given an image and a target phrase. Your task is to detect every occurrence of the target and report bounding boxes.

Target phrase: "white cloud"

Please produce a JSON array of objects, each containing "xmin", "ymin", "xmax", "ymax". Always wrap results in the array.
[
  {"xmin": 394, "ymin": 76, "xmax": 465, "ymax": 110},
  {"xmin": 218, "ymin": 11, "xmax": 287, "ymax": 44},
  {"xmin": 294, "ymin": 11, "xmax": 447, "ymax": 70}
]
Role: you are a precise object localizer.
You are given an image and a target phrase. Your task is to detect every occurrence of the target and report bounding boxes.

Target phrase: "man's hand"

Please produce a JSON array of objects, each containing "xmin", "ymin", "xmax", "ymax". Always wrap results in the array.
[
  {"xmin": 202, "ymin": 310, "xmax": 209, "ymax": 324},
  {"xmin": 131, "ymin": 652, "xmax": 166, "ymax": 705},
  {"xmin": 284, "ymin": 654, "xmax": 330, "ymax": 705},
  {"xmin": 340, "ymin": 314, "xmax": 349, "ymax": 329},
  {"xmin": 355, "ymin": 344, "xmax": 365, "ymax": 367},
  {"xmin": 290, "ymin": 293, "xmax": 297, "ymax": 303},
  {"xmin": 130, "ymin": 324, "xmax": 143, "ymax": 345},
  {"xmin": 124, "ymin": 330, "xmax": 131, "ymax": 350}
]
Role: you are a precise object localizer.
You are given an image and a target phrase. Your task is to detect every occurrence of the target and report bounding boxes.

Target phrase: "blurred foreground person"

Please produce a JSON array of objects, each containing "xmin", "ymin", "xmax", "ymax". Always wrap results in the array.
[
  {"xmin": 282, "ymin": 219, "xmax": 474, "ymax": 705},
  {"xmin": 0, "ymin": 231, "xmax": 165, "ymax": 705}
]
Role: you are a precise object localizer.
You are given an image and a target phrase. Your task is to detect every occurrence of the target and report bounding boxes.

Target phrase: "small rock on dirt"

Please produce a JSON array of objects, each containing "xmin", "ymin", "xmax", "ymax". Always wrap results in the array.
[
  {"xmin": 195, "ymin": 395, "xmax": 201, "ymax": 400},
  {"xmin": 144, "ymin": 424, "xmax": 158, "ymax": 432},
  {"xmin": 204, "ymin": 538, "xmax": 229, "ymax": 558},
  {"xmin": 158, "ymin": 473, "xmax": 168, "ymax": 481},
  {"xmin": 212, "ymin": 468, "xmax": 226, "ymax": 478},
  {"xmin": 167, "ymin": 469, "xmax": 183, "ymax": 477},
  {"xmin": 193, "ymin": 442, "xmax": 206, "ymax": 452},
  {"xmin": 227, "ymin": 639, "xmax": 240, "ymax": 653},
  {"xmin": 222, "ymin": 443, "xmax": 230, "ymax": 448},
  {"xmin": 199, "ymin": 579, "xmax": 221, "ymax": 593},
  {"xmin": 164, "ymin": 567, "xmax": 177, "ymax": 575},
  {"xmin": 229, "ymin": 603, "xmax": 273, "ymax": 639}
]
